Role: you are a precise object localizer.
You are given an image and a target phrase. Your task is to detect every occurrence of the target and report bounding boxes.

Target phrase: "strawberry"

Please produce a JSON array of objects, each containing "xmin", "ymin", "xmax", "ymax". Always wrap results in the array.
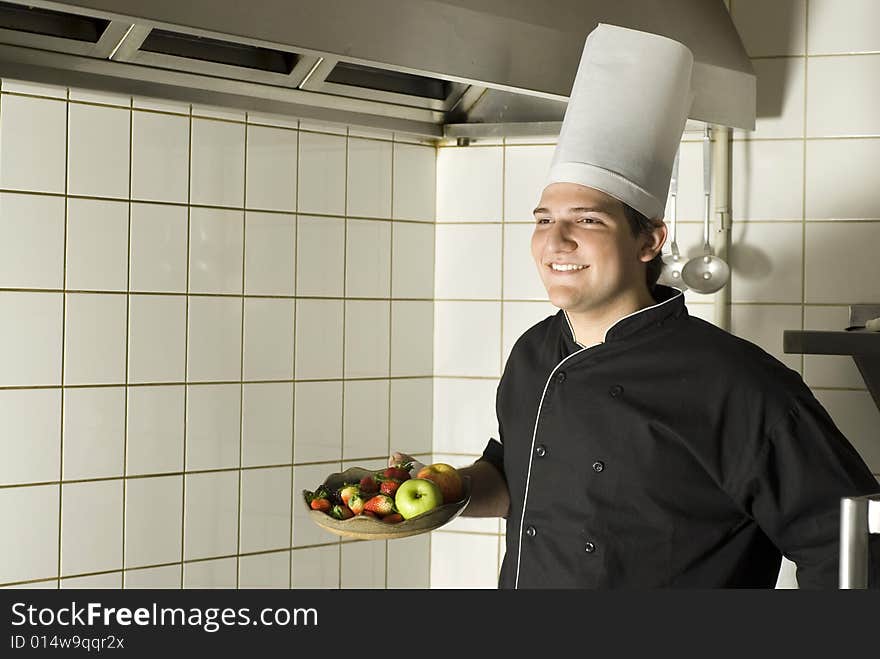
[
  {"xmin": 339, "ymin": 483, "xmax": 359, "ymax": 505},
  {"xmin": 364, "ymin": 494, "xmax": 395, "ymax": 516},
  {"xmin": 348, "ymin": 493, "xmax": 366, "ymax": 516},
  {"xmin": 359, "ymin": 475, "xmax": 379, "ymax": 495},
  {"xmin": 382, "ymin": 513, "xmax": 404, "ymax": 524},
  {"xmin": 379, "ymin": 479, "xmax": 401, "ymax": 496},
  {"xmin": 382, "ymin": 462, "xmax": 412, "ymax": 482},
  {"xmin": 362, "ymin": 510, "xmax": 378, "ymax": 518},
  {"xmin": 330, "ymin": 504, "xmax": 354, "ymax": 520},
  {"xmin": 310, "ymin": 497, "xmax": 331, "ymax": 512}
]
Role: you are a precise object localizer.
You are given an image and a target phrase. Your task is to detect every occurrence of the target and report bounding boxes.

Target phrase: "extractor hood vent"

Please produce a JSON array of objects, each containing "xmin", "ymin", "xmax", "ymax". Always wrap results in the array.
[
  {"xmin": 140, "ymin": 29, "xmax": 300, "ymax": 75},
  {"xmin": 325, "ymin": 61, "xmax": 452, "ymax": 102},
  {"xmin": 0, "ymin": 0, "xmax": 757, "ymax": 142},
  {"xmin": 0, "ymin": 0, "xmax": 108, "ymax": 43}
]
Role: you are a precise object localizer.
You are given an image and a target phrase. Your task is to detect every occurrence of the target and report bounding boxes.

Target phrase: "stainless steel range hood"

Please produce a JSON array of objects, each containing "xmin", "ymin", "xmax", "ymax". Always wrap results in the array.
[{"xmin": 0, "ymin": 0, "xmax": 755, "ymax": 141}]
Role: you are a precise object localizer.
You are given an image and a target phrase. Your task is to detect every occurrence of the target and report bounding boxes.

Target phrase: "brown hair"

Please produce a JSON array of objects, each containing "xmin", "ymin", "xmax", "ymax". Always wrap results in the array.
[{"xmin": 621, "ymin": 203, "xmax": 663, "ymax": 291}]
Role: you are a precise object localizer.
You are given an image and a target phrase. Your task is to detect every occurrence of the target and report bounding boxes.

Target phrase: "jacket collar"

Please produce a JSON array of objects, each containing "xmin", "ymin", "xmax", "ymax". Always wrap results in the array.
[{"xmin": 562, "ymin": 284, "xmax": 685, "ymax": 348}]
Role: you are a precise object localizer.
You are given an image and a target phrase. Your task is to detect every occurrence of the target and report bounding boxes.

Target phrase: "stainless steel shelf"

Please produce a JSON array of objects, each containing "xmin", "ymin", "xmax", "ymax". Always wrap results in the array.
[{"xmin": 784, "ymin": 329, "xmax": 880, "ymax": 410}]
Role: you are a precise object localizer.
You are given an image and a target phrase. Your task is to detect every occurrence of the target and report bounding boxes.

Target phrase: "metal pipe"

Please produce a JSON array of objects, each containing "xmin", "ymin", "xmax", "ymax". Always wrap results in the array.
[
  {"xmin": 839, "ymin": 494, "xmax": 880, "ymax": 589},
  {"xmin": 712, "ymin": 124, "xmax": 731, "ymax": 331}
]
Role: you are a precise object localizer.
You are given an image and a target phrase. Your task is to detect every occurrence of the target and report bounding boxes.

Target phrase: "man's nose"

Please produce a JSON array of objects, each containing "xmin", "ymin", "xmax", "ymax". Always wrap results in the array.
[{"xmin": 546, "ymin": 221, "xmax": 577, "ymax": 251}]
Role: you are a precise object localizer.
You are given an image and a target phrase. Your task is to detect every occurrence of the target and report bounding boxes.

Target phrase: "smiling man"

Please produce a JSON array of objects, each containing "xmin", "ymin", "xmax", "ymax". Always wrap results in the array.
[
  {"xmin": 531, "ymin": 184, "xmax": 665, "ymax": 348},
  {"xmin": 394, "ymin": 23, "xmax": 879, "ymax": 588}
]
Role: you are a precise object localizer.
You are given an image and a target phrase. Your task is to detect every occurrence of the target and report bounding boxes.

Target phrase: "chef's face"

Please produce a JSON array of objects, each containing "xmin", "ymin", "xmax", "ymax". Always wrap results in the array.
[{"xmin": 530, "ymin": 183, "xmax": 665, "ymax": 313}]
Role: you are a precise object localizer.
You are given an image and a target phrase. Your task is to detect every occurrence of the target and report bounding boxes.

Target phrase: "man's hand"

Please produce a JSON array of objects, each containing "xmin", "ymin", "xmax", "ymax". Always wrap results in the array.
[{"xmin": 389, "ymin": 450, "xmax": 425, "ymax": 477}]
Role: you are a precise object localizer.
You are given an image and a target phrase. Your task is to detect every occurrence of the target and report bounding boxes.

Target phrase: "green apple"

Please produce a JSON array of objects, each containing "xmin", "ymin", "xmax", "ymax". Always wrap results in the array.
[{"xmin": 394, "ymin": 478, "xmax": 443, "ymax": 519}]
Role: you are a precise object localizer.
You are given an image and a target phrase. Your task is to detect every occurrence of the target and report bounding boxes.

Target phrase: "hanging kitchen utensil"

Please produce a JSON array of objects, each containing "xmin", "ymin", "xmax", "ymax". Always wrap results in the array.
[
  {"xmin": 658, "ymin": 146, "xmax": 687, "ymax": 290},
  {"xmin": 681, "ymin": 126, "xmax": 730, "ymax": 294}
]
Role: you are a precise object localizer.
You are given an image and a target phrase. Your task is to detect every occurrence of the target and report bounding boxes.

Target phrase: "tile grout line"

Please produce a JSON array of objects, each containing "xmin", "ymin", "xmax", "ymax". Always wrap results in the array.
[
  {"xmin": 288, "ymin": 118, "xmax": 301, "ymax": 590},
  {"xmin": 385, "ymin": 135, "xmax": 396, "ymax": 589},
  {"xmin": 236, "ymin": 114, "xmax": 249, "ymax": 589},
  {"xmin": 339, "ymin": 125, "xmax": 350, "ymax": 587},
  {"xmin": 120, "ymin": 91, "xmax": 134, "ymax": 589},
  {"xmin": 55, "ymin": 85, "xmax": 71, "ymax": 589},
  {"xmin": 498, "ymin": 138, "xmax": 507, "ymax": 572},
  {"xmin": 179, "ymin": 100, "xmax": 194, "ymax": 589},
  {"xmin": 801, "ymin": 0, "xmax": 810, "ymax": 378}
]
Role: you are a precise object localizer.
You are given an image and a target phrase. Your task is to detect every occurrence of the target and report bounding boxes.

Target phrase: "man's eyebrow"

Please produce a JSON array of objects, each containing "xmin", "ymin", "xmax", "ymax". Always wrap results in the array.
[{"xmin": 532, "ymin": 205, "xmax": 616, "ymax": 216}]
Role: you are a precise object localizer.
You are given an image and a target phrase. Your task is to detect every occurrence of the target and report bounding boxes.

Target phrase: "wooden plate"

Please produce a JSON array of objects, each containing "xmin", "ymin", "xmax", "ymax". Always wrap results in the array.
[{"xmin": 303, "ymin": 467, "xmax": 471, "ymax": 540}]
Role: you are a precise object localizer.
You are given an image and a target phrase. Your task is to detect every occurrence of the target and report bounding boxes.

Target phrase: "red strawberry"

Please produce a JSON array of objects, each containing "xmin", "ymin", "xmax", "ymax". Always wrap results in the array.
[
  {"xmin": 348, "ymin": 493, "xmax": 366, "ymax": 516},
  {"xmin": 379, "ymin": 479, "xmax": 400, "ymax": 496},
  {"xmin": 359, "ymin": 475, "xmax": 379, "ymax": 494},
  {"xmin": 363, "ymin": 494, "xmax": 395, "ymax": 516},
  {"xmin": 362, "ymin": 510, "xmax": 378, "ymax": 518},
  {"xmin": 382, "ymin": 463, "xmax": 412, "ymax": 482},
  {"xmin": 331, "ymin": 504, "xmax": 354, "ymax": 520},
  {"xmin": 310, "ymin": 497, "xmax": 331, "ymax": 512},
  {"xmin": 382, "ymin": 513, "xmax": 404, "ymax": 524}
]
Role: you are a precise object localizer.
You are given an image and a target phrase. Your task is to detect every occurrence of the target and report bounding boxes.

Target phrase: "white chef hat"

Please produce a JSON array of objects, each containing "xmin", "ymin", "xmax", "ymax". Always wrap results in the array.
[{"xmin": 546, "ymin": 23, "xmax": 695, "ymax": 220}]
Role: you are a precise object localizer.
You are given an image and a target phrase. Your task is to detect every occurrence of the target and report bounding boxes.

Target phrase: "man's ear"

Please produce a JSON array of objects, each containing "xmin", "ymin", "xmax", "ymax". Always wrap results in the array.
[{"xmin": 639, "ymin": 220, "xmax": 667, "ymax": 263}]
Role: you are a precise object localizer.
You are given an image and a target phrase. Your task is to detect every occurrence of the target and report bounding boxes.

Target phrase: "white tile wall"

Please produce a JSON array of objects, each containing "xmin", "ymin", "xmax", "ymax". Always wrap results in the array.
[
  {"xmin": 131, "ymin": 110, "xmax": 189, "ymax": 203},
  {"xmin": 185, "ymin": 383, "xmax": 241, "ymax": 471},
  {"xmin": 0, "ymin": 388, "xmax": 61, "ymax": 485},
  {"xmin": 129, "ymin": 203, "xmax": 188, "ymax": 293},
  {"xmin": 239, "ymin": 551, "xmax": 291, "ymax": 588},
  {"xmin": 184, "ymin": 558, "xmax": 237, "ymax": 589},
  {"xmin": 0, "ymin": 94, "xmax": 67, "ymax": 193},
  {"xmin": 244, "ymin": 212, "xmax": 296, "ymax": 295},
  {"xmin": 345, "ymin": 219, "xmax": 392, "ymax": 297},
  {"xmin": 0, "ymin": 193, "xmax": 65, "ymax": 289},
  {"xmin": 245, "ymin": 125, "xmax": 297, "ymax": 212},
  {"xmin": 67, "ymin": 103, "xmax": 130, "ymax": 199},
  {"xmin": 241, "ymin": 382, "xmax": 293, "ymax": 467},
  {"xmin": 434, "ymin": 224, "xmax": 502, "ymax": 299},
  {"xmin": 0, "ymin": 82, "xmax": 433, "ymax": 589},
  {"xmin": 66, "ymin": 199, "xmax": 129, "ymax": 291},
  {"xmin": 62, "ymin": 387, "xmax": 125, "ymax": 480}
]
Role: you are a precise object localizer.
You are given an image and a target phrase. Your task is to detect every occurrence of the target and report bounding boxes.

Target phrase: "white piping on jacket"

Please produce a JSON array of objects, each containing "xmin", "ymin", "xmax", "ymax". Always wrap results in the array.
[{"xmin": 513, "ymin": 288, "xmax": 684, "ymax": 588}]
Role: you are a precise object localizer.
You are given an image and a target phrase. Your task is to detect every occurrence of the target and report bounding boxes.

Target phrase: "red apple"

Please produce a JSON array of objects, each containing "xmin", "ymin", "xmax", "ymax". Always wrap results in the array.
[{"xmin": 415, "ymin": 463, "xmax": 463, "ymax": 504}]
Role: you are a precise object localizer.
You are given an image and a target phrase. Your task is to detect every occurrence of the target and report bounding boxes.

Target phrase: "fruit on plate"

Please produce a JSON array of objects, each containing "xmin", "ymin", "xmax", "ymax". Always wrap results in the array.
[
  {"xmin": 415, "ymin": 463, "xmax": 463, "ymax": 504},
  {"xmin": 381, "ymin": 462, "xmax": 412, "ymax": 482},
  {"xmin": 363, "ymin": 493, "xmax": 395, "ymax": 516},
  {"xmin": 330, "ymin": 504, "xmax": 354, "ymax": 520},
  {"xmin": 359, "ymin": 475, "xmax": 379, "ymax": 494},
  {"xmin": 394, "ymin": 478, "xmax": 443, "ymax": 520},
  {"xmin": 379, "ymin": 479, "xmax": 401, "ymax": 496},
  {"xmin": 339, "ymin": 483, "xmax": 359, "ymax": 505}
]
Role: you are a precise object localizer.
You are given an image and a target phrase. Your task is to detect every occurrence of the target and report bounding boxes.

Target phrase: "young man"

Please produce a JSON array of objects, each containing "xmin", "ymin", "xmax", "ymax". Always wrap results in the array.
[{"xmin": 395, "ymin": 23, "xmax": 879, "ymax": 588}]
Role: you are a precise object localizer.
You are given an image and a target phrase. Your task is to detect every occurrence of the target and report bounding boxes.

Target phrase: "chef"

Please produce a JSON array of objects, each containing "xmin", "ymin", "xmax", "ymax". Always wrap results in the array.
[{"xmin": 394, "ymin": 23, "xmax": 880, "ymax": 588}]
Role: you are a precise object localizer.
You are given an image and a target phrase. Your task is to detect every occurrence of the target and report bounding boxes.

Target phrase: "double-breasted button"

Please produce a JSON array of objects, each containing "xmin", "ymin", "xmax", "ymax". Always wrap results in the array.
[
  {"xmin": 584, "ymin": 541, "xmax": 596, "ymax": 553},
  {"xmin": 535, "ymin": 445, "xmax": 547, "ymax": 457},
  {"xmin": 609, "ymin": 384, "xmax": 623, "ymax": 397},
  {"xmin": 556, "ymin": 371, "xmax": 567, "ymax": 383},
  {"xmin": 592, "ymin": 461, "xmax": 605, "ymax": 473},
  {"xmin": 525, "ymin": 525, "xmax": 537, "ymax": 537}
]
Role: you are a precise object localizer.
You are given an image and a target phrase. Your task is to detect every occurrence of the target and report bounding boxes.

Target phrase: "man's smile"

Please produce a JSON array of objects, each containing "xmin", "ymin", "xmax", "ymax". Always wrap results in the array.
[{"xmin": 546, "ymin": 262, "xmax": 589, "ymax": 273}]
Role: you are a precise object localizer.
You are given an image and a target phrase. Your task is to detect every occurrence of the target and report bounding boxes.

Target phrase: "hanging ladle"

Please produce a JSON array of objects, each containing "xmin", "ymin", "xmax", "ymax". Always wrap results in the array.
[
  {"xmin": 658, "ymin": 146, "xmax": 687, "ymax": 290},
  {"xmin": 681, "ymin": 126, "xmax": 730, "ymax": 294}
]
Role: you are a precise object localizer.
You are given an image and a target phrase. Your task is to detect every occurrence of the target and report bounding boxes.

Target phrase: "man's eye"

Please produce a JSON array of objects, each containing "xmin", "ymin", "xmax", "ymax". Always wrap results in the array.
[
  {"xmin": 535, "ymin": 218, "xmax": 551, "ymax": 224},
  {"xmin": 578, "ymin": 217, "xmax": 601, "ymax": 224}
]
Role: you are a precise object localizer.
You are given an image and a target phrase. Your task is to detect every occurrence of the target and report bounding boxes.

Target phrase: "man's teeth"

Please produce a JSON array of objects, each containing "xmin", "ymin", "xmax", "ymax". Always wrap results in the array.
[{"xmin": 550, "ymin": 263, "xmax": 587, "ymax": 271}]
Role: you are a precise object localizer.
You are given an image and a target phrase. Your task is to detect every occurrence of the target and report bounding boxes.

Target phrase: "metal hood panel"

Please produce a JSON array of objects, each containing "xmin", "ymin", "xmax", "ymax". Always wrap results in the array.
[{"xmin": 0, "ymin": 0, "xmax": 755, "ymax": 139}]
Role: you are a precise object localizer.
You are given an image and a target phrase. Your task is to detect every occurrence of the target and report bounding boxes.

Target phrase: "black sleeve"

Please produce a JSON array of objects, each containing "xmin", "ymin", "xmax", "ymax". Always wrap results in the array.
[
  {"xmin": 477, "ymin": 437, "xmax": 506, "ymax": 482},
  {"xmin": 723, "ymin": 396, "xmax": 880, "ymax": 589}
]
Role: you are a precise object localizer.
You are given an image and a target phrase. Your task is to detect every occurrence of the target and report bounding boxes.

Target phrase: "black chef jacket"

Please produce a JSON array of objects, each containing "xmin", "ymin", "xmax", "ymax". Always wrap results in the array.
[{"xmin": 479, "ymin": 284, "xmax": 880, "ymax": 589}]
